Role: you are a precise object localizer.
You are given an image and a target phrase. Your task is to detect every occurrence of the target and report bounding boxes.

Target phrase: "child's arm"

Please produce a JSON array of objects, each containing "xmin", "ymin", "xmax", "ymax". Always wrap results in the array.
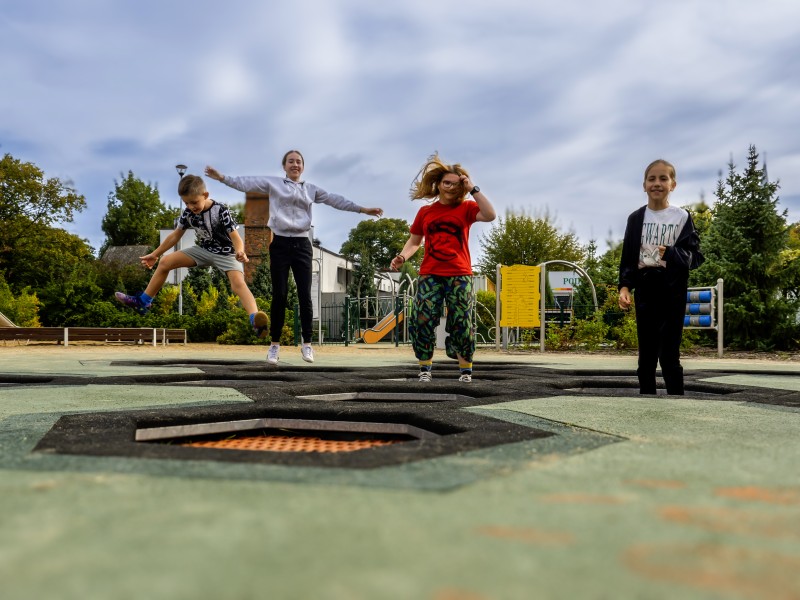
[
  {"xmin": 229, "ymin": 230, "xmax": 249, "ymax": 263},
  {"xmin": 140, "ymin": 228, "xmax": 186, "ymax": 269},
  {"xmin": 205, "ymin": 166, "xmax": 274, "ymax": 193},
  {"xmin": 390, "ymin": 234, "xmax": 423, "ymax": 270},
  {"xmin": 459, "ymin": 175, "xmax": 496, "ymax": 222}
]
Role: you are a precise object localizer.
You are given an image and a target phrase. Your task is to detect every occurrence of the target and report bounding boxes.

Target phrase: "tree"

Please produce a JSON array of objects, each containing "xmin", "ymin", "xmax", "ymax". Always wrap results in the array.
[
  {"xmin": 694, "ymin": 145, "xmax": 800, "ymax": 349},
  {"xmin": 0, "ymin": 153, "xmax": 90, "ymax": 289},
  {"xmin": 0, "ymin": 153, "xmax": 86, "ymax": 227},
  {"xmin": 100, "ymin": 171, "xmax": 179, "ymax": 256},
  {"xmin": 573, "ymin": 239, "xmax": 621, "ymax": 318},
  {"xmin": 477, "ymin": 210, "xmax": 584, "ymax": 280},
  {"xmin": 340, "ymin": 218, "xmax": 415, "ymax": 269}
]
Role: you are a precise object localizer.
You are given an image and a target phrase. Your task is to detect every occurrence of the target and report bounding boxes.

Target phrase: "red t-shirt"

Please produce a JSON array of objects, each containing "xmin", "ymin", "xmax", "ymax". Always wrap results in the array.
[{"xmin": 410, "ymin": 200, "xmax": 481, "ymax": 276}]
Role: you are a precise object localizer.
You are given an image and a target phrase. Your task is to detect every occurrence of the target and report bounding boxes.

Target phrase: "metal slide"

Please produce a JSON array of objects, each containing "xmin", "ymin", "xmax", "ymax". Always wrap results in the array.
[
  {"xmin": 0, "ymin": 311, "xmax": 18, "ymax": 327},
  {"xmin": 358, "ymin": 311, "xmax": 405, "ymax": 344}
]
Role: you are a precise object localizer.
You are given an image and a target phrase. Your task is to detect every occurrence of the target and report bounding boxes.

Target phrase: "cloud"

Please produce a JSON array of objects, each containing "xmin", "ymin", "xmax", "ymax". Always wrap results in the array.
[{"xmin": 1, "ymin": 0, "xmax": 799, "ymax": 255}]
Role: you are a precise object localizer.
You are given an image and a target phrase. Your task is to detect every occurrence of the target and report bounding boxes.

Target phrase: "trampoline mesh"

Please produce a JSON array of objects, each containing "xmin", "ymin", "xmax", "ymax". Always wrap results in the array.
[{"xmin": 182, "ymin": 433, "xmax": 403, "ymax": 453}]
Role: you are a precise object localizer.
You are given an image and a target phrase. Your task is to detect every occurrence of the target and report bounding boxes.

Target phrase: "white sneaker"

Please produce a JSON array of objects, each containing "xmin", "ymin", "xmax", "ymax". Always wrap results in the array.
[
  {"xmin": 301, "ymin": 345, "xmax": 314, "ymax": 363},
  {"xmin": 419, "ymin": 370, "xmax": 432, "ymax": 382},
  {"xmin": 458, "ymin": 373, "xmax": 472, "ymax": 383},
  {"xmin": 267, "ymin": 345, "xmax": 280, "ymax": 365}
]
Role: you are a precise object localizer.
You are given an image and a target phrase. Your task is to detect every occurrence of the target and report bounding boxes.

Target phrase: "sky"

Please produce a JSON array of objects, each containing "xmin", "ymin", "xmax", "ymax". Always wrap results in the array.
[{"xmin": 2, "ymin": 0, "xmax": 800, "ymax": 262}]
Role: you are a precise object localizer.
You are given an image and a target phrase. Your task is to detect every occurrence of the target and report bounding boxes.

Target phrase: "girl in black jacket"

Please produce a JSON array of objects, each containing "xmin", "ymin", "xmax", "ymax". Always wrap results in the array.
[{"xmin": 618, "ymin": 160, "xmax": 703, "ymax": 395}]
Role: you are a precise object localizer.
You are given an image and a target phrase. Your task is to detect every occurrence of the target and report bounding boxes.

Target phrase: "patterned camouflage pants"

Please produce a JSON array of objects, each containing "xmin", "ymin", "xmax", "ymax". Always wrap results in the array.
[{"xmin": 409, "ymin": 275, "xmax": 475, "ymax": 363}]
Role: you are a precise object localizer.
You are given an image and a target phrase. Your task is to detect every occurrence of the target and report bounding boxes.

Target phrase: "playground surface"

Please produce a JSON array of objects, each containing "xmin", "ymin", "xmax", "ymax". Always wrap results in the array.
[{"xmin": 0, "ymin": 342, "xmax": 799, "ymax": 600}]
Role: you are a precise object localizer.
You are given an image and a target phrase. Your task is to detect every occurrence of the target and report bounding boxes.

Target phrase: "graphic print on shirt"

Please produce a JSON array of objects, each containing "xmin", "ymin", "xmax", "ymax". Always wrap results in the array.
[
  {"xmin": 426, "ymin": 218, "xmax": 464, "ymax": 263},
  {"xmin": 178, "ymin": 202, "xmax": 237, "ymax": 255},
  {"xmin": 639, "ymin": 206, "xmax": 688, "ymax": 268}
]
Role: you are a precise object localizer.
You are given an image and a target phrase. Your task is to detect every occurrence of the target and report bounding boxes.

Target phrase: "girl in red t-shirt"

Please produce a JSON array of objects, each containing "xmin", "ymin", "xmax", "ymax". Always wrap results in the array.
[{"xmin": 390, "ymin": 154, "xmax": 496, "ymax": 382}]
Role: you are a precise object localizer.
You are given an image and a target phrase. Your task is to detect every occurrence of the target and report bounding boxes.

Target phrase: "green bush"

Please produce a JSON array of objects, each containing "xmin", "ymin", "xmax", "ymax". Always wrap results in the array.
[
  {"xmin": 545, "ymin": 323, "xmax": 572, "ymax": 350},
  {"xmin": 0, "ymin": 278, "xmax": 41, "ymax": 326},
  {"xmin": 573, "ymin": 313, "xmax": 609, "ymax": 351},
  {"xmin": 611, "ymin": 311, "xmax": 638, "ymax": 349}
]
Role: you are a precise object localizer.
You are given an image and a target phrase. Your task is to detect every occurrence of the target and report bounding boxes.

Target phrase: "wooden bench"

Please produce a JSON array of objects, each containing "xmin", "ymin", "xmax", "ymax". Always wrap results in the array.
[{"xmin": 0, "ymin": 327, "xmax": 187, "ymax": 346}]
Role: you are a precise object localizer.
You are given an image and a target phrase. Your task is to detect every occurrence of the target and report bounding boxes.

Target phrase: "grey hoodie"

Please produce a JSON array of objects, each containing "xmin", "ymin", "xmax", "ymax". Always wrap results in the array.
[{"xmin": 220, "ymin": 175, "xmax": 363, "ymax": 237}]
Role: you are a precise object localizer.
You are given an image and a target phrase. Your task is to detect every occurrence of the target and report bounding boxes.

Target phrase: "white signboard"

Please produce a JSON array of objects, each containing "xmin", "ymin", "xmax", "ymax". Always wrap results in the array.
[{"xmin": 311, "ymin": 272, "xmax": 320, "ymax": 320}]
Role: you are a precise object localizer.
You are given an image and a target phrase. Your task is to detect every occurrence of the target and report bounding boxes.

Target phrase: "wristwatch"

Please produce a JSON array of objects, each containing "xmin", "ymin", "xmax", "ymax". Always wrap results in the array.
[{"xmin": 470, "ymin": 186, "xmax": 480, "ymax": 196}]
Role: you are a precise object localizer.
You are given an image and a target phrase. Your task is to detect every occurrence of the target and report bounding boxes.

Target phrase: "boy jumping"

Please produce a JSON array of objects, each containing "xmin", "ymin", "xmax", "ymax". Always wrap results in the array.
[{"xmin": 115, "ymin": 174, "xmax": 268, "ymax": 337}]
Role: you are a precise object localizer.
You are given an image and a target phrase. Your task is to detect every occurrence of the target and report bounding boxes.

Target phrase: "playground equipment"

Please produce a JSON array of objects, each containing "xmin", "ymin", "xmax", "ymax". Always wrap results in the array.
[
  {"xmin": 495, "ymin": 260, "xmax": 598, "ymax": 352},
  {"xmin": 0, "ymin": 310, "xmax": 17, "ymax": 327},
  {"xmin": 358, "ymin": 311, "xmax": 405, "ymax": 344},
  {"xmin": 684, "ymin": 278, "xmax": 724, "ymax": 357}
]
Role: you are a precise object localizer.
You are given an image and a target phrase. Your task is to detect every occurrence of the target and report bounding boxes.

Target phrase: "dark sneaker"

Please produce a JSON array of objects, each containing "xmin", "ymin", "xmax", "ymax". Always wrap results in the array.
[
  {"xmin": 253, "ymin": 311, "xmax": 269, "ymax": 338},
  {"xmin": 114, "ymin": 292, "xmax": 150, "ymax": 315}
]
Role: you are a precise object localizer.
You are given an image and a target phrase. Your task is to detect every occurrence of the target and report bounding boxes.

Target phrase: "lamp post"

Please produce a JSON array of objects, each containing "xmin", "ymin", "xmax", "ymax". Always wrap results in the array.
[{"xmin": 174, "ymin": 164, "xmax": 187, "ymax": 314}]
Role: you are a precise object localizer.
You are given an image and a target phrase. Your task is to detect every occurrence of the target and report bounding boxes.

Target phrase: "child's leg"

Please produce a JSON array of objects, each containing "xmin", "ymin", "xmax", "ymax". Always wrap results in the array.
[
  {"xmin": 289, "ymin": 239, "xmax": 314, "ymax": 344},
  {"xmin": 268, "ymin": 237, "xmax": 292, "ymax": 342},
  {"xmin": 659, "ymin": 284, "xmax": 688, "ymax": 395},
  {"xmin": 226, "ymin": 270, "xmax": 268, "ymax": 337},
  {"xmin": 409, "ymin": 275, "xmax": 445, "ymax": 363},
  {"xmin": 144, "ymin": 251, "xmax": 196, "ymax": 298},
  {"xmin": 443, "ymin": 276, "xmax": 475, "ymax": 372},
  {"xmin": 634, "ymin": 284, "xmax": 661, "ymax": 394},
  {"xmin": 226, "ymin": 270, "xmax": 257, "ymax": 314}
]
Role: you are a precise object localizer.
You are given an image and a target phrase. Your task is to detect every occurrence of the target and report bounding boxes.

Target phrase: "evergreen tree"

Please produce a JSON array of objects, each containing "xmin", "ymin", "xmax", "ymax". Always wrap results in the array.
[{"xmin": 694, "ymin": 145, "xmax": 799, "ymax": 349}]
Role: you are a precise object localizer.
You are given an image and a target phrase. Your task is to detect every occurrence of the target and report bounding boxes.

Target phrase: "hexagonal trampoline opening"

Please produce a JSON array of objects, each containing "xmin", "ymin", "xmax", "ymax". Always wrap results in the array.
[{"xmin": 135, "ymin": 417, "xmax": 439, "ymax": 454}]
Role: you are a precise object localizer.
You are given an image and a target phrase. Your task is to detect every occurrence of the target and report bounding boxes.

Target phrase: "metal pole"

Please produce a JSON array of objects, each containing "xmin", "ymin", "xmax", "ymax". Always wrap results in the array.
[
  {"xmin": 717, "ymin": 278, "xmax": 724, "ymax": 358},
  {"xmin": 495, "ymin": 264, "xmax": 501, "ymax": 351},
  {"xmin": 312, "ymin": 256, "xmax": 322, "ymax": 344},
  {"xmin": 175, "ymin": 165, "xmax": 187, "ymax": 315},
  {"xmin": 344, "ymin": 296, "xmax": 349, "ymax": 347},
  {"xmin": 540, "ymin": 263, "xmax": 546, "ymax": 352}
]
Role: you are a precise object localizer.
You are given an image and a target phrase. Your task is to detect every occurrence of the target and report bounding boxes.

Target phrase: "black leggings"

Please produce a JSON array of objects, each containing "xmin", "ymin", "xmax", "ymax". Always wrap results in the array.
[
  {"xmin": 269, "ymin": 235, "xmax": 313, "ymax": 343},
  {"xmin": 634, "ymin": 269, "xmax": 687, "ymax": 395}
]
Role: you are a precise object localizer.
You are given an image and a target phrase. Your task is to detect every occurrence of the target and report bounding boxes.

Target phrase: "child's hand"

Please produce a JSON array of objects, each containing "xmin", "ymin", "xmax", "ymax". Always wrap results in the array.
[
  {"xmin": 390, "ymin": 254, "xmax": 405, "ymax": 271},
  {"xmin": 236, "ymin": 250, "xmax": 249, "ymax": 263},
  {"xmin": 204, "ymin": 166, "xmax": 223, "ymax": 181},
  {"xmin": 618, "ymin": 287, "xmax": 632, "ymax": 310},
  {"xmin": 139, "ymin": 254, "xmax": 158, "ymax": 269}
]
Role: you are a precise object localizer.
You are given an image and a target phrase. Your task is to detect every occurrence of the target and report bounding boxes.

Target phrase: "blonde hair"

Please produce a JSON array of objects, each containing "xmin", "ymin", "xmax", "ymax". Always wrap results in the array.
[
  {"xmin": 644, "ymin": 159, "xmax": 676, "ymax": 183},
  {"xmin": 178, "ymin": 174, "xmax": 207, "ymax": 197},
  {"xmin": 410, "ymin": 153, "xmax": 470, "ymax": 201}
]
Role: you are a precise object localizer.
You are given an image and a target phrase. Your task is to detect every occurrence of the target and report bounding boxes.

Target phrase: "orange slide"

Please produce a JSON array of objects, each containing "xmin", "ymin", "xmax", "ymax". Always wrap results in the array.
[{"xmin": 358, "ymin": 311, "xmax": 405, "ymax": 344}]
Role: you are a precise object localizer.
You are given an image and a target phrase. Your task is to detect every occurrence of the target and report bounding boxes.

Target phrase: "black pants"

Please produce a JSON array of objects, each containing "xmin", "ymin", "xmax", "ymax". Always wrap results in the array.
[
  {"xmin": 634, "ymin": 269, "xmax": 687, "ymax": 395},
  {"xmin": 269, "ymin": 235, "xmax": 313, "ymax": 343}
]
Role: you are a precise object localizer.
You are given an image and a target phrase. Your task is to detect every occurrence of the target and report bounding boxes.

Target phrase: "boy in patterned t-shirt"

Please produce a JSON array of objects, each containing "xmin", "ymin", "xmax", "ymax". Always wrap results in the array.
[{"xmin": 115, "ymin": 174, "xmax": 268, "ymax": 337}]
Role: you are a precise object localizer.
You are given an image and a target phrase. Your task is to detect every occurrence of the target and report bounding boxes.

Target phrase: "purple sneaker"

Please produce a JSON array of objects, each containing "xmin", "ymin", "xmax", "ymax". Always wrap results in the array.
[{"xmin": 114, "ymin": 292, "xmax": 150, "ymax": 315}]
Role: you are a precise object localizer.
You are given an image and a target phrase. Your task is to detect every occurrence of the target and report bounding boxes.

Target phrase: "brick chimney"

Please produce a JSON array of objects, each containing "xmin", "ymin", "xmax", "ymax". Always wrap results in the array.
[{"xmin": 243, "ymin": 191, "xmax": 271, "ymax": 282}]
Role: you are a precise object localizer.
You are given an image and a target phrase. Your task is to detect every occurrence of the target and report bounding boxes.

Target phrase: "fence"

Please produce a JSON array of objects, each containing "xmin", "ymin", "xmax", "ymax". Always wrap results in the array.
[{"xmin": 296, "ymin": 295, "xmax": 412, "ymax": 345}]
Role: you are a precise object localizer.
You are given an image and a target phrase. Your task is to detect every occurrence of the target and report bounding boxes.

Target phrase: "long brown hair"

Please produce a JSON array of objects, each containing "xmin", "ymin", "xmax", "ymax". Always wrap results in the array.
[
  {"xmin": 410, "ymin": 153, "xmax": 470, "ymax": 201},
  {"xmin": 282, "ymin": 149, "xmax": 304, "ymax": 166}
]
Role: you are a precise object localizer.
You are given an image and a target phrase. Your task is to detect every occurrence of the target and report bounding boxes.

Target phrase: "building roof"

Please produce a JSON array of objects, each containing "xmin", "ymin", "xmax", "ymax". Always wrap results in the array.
[{"xmin": 100, "ymin": 245, "xmax": 152, "ymax": 265}]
